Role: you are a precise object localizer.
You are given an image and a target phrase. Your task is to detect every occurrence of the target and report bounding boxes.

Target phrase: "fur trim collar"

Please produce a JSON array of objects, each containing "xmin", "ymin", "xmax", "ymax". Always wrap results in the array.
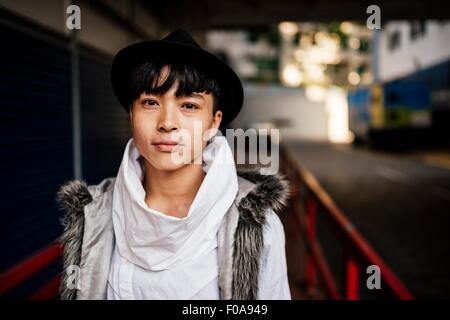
[{"xmin": 56, "ymin": 170, "xmax": 290, "ymax": 300}]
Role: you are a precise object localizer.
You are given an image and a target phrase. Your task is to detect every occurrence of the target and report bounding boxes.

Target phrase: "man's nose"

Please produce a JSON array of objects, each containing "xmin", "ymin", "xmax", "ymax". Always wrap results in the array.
[{"xmin": 157, "ymin": 107, "xmax": 179, "ymax": 132}]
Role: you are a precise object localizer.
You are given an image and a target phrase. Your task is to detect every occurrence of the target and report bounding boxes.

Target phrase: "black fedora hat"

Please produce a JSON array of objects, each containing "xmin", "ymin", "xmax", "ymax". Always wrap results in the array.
[{"xmin": 111, "ymin": 29, "xmax": 244, "ymax": 126}]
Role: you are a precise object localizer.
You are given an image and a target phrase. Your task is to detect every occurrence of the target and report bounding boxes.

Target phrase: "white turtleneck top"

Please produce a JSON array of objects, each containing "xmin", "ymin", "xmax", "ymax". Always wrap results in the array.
[{"xmin": 107, "ymin": 136, "xmax": 291, "ymax": 300}]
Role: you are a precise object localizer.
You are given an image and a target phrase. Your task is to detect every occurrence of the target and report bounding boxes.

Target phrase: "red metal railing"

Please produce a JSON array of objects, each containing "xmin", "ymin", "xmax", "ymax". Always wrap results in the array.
[
  {"xmin": 0, "ymin": 242, "xmax": 62, "ymax": 299},
  {"xmin": 280, "ymin": 145, "xmax": 415, "ymax": 300},
  {"xmin": 1, "ymin": 144, "xmax": 415, "ymax": 300}
]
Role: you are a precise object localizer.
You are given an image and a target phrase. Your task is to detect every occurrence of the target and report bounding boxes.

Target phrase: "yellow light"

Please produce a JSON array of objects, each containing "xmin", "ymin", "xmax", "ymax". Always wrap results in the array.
[
  {"xmin": 278, "ymin": 22, "xmax": 299, "ymax": 37},
  {"xmin": 349, "ymin": 37, "xmax": 361, "ymax": 50},
  {"xmin": 305, "ymin": 85, "xmax": 327, "ymax": 102},
  {"xmin": 282, "ymin": 64, "xmax": 303, "ymax": 87},
  {"xmin": 314, "ymin": 31, "xmax": 327, "ymax": 44},
  {"xmin": 300, "ymin": 34, "xmax": 312, "ymax": 47},
  {"xmin": 326, "ymin": 87, "xmax": 354, "ymax": 143},
  {"xmin": 348, "ymin": 72, "xmax": 361, "ymax": 85},
  {"xmin": 340, "ymin": 22, "xmax": 354, "ymax": 34},
  {"xmin": 308, "ymin": 47, "xmax": 339, "ymax": 64},
  {"xmin": 304, "ymin": 63, "xmax": 326, "ymax": 82}
]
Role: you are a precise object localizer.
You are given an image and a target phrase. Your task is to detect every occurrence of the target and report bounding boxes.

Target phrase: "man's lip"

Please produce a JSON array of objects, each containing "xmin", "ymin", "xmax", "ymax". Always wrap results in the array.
[
  {"xmin": 152, "ymin": 141, "xmax": 182, "ymax": 145},
  {"xmin": 152, "ymin": 143, "xmax": 183, "ymax": 152}
]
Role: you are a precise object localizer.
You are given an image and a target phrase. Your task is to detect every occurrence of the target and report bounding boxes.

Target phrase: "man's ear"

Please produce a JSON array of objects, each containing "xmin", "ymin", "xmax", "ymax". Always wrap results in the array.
[
  {"xmin": 204, "ymin": 110, "xmax": 223, "ymax": 142},
  {"xmin": 212, "ymin": 110, "xmax": 223, "ymax": 130}
]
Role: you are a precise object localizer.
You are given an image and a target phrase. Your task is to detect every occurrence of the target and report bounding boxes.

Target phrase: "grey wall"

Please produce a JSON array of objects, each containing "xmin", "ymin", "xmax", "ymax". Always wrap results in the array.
[{"xmin": 231, "ymin": 83, "xmax": 328, "ymax": 141}]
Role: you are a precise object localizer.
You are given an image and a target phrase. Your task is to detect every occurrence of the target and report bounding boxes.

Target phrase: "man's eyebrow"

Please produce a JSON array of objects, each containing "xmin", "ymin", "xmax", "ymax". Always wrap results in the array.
[
  {"xmin": 182, "ymin": 93, "xmax": 205, "ymax": 100},
  {"xmin": 140, "ymin": 93, "xmax": 157, "ymax": 97}
]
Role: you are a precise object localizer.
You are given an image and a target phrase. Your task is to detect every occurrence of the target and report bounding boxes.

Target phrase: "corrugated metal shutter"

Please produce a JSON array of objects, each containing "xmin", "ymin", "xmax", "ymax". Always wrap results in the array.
[
  {"xmin": 1, "ymin": 15, "xmax": 131, "ymax": 298},
  {"xmin": 0, "ymin": 23, "xmax": 72, "ymax": 276},
  {"xmin": 80, "ymin": 49, "xmax": 132, "ymax": 185}
]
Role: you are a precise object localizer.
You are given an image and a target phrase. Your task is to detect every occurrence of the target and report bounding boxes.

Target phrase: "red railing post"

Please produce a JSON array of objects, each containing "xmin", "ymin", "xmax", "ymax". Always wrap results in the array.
[
  {"xmin": 306, "ymin": 196, "xmax": 317, "ymax": 293},
  {"xmin": 345, "ymin": 254, "xmax": 360, "ymax": 300}
]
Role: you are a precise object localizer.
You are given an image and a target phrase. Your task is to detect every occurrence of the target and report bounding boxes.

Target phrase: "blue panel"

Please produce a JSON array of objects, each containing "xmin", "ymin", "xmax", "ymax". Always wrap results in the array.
[
  {"xmin": 399, "ymin": 60, "xmax": 450, "ymax": 91},
  {"xmin": 348, "ymin": 87, "xmax": 372, "ymax": 126},
  {"xmin": 384, "ymin": 81, "xmax": 430, "ymax": 110},
  {"xmin": 386, "ymin": 60, "xmax": 450, "ymax": 111},
  {"xmin": 0, "ymin": 25, "xmax": 73, "ymax": 272},
  {"xmin": 348, "ymin": 87, "xmax": 371, "ymax": 110}
]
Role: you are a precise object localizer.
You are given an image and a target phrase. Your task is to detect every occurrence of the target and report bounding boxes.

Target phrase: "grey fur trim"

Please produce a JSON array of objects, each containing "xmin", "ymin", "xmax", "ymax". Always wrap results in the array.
[
  {"xmin": 56, "ymin": 180, "xmax": 93, "ymax": 300},
  {"xmin": 237, "ymin": 170, "xmax": 291, "ymax": 216},
  {"xmin": 232, "ymin": 170, "xmax": 291, "ymax": 299},
  {"xmin": 54, "ymin": 170, "xmax": 290, "ymax": 300}
]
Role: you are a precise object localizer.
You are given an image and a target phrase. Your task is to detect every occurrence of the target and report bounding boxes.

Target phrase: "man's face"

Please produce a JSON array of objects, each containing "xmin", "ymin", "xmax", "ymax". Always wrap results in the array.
[{"xmin": 130, "ymin": 66, "xmax": 222, "ymax": 172}]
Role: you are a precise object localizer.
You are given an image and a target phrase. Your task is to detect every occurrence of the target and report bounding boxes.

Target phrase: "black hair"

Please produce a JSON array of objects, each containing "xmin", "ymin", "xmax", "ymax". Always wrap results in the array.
[{"xmin": 128, "ymin": 58, "xmax": 221, "ymax": 114}]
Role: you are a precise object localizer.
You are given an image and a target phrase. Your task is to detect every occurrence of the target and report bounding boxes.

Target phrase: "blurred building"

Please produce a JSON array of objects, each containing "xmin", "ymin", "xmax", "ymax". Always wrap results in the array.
[
  {"xmin": 377, "ymin": 21, "xmax": 450, "ymax": 82},
  {"xmin": 349, "ymin": 20, "xmax": 450, "ymax": 148}
]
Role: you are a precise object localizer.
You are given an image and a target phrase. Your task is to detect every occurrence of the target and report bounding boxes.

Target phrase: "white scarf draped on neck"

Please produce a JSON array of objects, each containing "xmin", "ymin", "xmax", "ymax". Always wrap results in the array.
[{"xmin": 111, "ymin": 135, "xmax": 239, "ymax": 272}]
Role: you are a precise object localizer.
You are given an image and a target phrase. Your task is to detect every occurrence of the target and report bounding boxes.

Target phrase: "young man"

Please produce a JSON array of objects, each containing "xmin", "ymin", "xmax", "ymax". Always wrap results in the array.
[{"xmin": 58, "ymin": 29, "xmax": 291, "ymax": 300}]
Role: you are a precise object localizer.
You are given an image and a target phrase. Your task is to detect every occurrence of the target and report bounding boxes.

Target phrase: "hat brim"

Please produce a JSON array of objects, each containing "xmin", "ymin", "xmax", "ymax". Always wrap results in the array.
[{"xmin": 111, "ymin": 40, "xmax": 244, "ymax": 126}]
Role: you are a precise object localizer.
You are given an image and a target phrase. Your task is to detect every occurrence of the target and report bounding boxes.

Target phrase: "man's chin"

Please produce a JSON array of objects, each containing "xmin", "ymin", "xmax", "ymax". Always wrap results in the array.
[{"xmin": 146, "ymin": 156, "xmax": 192, "ymax": 172}]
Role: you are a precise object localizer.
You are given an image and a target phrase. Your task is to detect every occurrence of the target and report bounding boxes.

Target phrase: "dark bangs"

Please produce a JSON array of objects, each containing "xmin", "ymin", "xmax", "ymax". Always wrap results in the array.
[{"xmin": 128, "ymin": 58, "xmax": 221, "ymax": 112}]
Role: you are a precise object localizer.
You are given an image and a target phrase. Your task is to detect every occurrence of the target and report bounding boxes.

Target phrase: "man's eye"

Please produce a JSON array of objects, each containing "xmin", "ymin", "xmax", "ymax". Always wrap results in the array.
[
  {"xmin": 143, "ymin": 99, "xmax": 158, "ymax": 106},
  {"xmin": 182, "ymin": 103, "xmax": 198, "ymax": 110}
]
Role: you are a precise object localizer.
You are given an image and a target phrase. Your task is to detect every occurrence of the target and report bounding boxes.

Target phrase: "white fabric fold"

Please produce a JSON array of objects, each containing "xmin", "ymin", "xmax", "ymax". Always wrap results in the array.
[{"xmin": 109, "ymin": 135, "xmax": 238, "ymax": 299}]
